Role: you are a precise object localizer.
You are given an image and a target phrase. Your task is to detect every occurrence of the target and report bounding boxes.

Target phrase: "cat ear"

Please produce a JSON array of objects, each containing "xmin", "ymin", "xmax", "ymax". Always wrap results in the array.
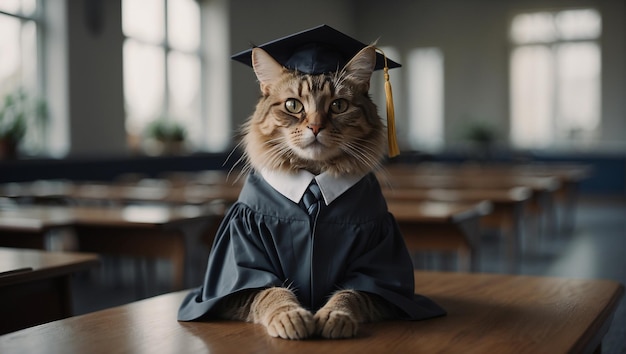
[
  {"xmin": 252, "ymin": 48, "xmax": 285, "ymax": 93},
  {"xmin": 343, "ymin": 46, "xmax": 376, "ymax": 89}
]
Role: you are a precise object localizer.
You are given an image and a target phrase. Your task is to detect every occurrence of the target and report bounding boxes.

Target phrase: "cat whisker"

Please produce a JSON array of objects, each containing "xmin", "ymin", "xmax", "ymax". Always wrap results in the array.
[
  {"xmin": 225, "ymin": 141, "xmax": 248, "ymax": 183},
  {"xmin": 342, "ymin": 140, "xmax": 382, "ymax": 162},
  {"xmin": 344, "ymin": 141, "xmax": 383, "ymax": 169},
  {"xmin": 340, "ymin": 144, "xmax": 377, "ymax": 172},
  {"xmin": 347, "ymin": 138, "xmax": 381, "ymax": 155},
  {"xmin": 258, "ymin": 142, "xmax": 297, "ymax": 171},
  {"xmin": 232, "ymin": 159, "xmax": 253, "ymax": 184}
]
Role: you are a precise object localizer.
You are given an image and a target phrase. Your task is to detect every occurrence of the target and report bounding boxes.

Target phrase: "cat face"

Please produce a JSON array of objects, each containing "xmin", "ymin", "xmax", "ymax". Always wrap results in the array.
[{"xmin": 243, "ymin": 46, "xmax": 386, "ymax": 176}]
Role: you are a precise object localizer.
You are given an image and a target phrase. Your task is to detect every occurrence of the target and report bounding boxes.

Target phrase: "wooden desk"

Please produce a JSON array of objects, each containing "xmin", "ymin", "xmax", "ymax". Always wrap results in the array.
[
  {"xmin": 385, "ymin": 162, "xmax": 592, "ymax": 233},
  {"xmin": 0, "ymin": 247, "xmax": 100, "ymax": 334},
  {"xmin": 385, "ymin": 187, "xmax": 532, "ymax": 272},
  {"xmin": 388, "ymin": 201, "xmax": 492, "ymax": 271},
  {"xmin": 0, "ymin": 271, "xmax": 621, "ymax": 353},
  {"xmin": 0, "ymin": 180, "xmax": 241, "ymax": 207},
  {"xmin": 509, "ymin": 163, "xmax": 593, "ymax": 233},
  {"xmin": 0, "ymin": 205, "xmax": 76, "ymax": 249},
  {"xmin": 379, "ymin": 168, "xmax": 561, "ymax": 240},
  {"xmin": 0, "ymin": 205, "xmax": 223, "ymax": 290}
]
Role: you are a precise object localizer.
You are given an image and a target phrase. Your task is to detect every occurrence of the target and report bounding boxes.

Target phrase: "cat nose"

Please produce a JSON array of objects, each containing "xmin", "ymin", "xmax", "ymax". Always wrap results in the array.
[{"xmin": 307, "ymin": 124, "xmax": 324, "ymax": 136}]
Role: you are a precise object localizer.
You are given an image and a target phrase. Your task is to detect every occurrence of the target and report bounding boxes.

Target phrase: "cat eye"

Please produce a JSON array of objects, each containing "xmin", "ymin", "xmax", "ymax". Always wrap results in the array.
[
  {"xmin": 285, "ymin": 99, "xmax": 304, "ymax": 114},
  {"xmin": 329, "ymin": 99, "xmax": 349, "ymax": 114}
]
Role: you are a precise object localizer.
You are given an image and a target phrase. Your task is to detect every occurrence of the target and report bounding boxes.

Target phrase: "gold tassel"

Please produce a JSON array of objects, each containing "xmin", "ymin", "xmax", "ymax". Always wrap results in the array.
[{"xmin": 377, "ymin": 48, "xmax": 400, "ymax": 158}]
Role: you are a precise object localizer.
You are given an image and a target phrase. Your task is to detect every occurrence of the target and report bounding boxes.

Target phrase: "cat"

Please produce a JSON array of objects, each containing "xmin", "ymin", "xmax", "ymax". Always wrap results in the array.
[
  {"xmin": 241, "ymin": 45, "xmax": 386, "ymax": 178},
  {"xmin": 217, "ymin": 45, "xmax": 395, "ymax": 339}
]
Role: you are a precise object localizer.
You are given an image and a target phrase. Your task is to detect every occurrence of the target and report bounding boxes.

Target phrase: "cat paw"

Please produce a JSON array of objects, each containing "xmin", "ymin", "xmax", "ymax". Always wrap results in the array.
[
  {"xmin": 266, "ymin": 308, "xmax": 315, "ymax": 340},
  {"xmin": 314, "ymin": 309, "xmax": 358, "ymax": 339}
]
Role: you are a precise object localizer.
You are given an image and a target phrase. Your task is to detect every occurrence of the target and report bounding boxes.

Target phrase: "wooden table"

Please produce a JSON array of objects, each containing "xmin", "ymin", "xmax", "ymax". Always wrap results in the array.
[
  {"xmin": 0, "ymin": 179, "xmax": 242, "ymax": 206},
  {"xmin": 0, "ymin": 204, "xmax": 224, "ymax": 290},
  {"xmin": 379, "ymin": 167, "xmax": 562, "ymax": 241},
  {"xmin": 385, "ymin": 187, "xmax": 532, "ymax": 272},
  {"xmin": 0, "ymin": 271, "xmax": 621, "ymax": 353},
  {"xmin": 388, "ymin": 201, "xmax": 492, "ymax": 271},
  {"xmin": 0, "ymin": 247, "xmax": 100, "ymax": 335},
  {"xmin": 385, "ymin": 162, "xmax": 592, "ymax": 233}
]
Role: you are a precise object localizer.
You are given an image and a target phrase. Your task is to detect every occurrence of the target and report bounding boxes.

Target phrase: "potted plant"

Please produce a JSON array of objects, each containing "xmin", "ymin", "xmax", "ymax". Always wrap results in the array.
[
  {"xmin": 0, "ymin": 89, "xmax": 48, "ymax": 159},
  {"xmin": 461, "ymin": 120, "xmax": 497, "ymax": 160},
  {"xmin": 143, "ymin": 117, "xmax": 187, "ymax": 155}
]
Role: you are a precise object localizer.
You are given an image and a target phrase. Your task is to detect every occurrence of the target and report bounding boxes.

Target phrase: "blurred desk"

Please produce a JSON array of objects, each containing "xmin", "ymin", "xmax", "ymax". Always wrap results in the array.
[
  {"xmin": 385, "ymin": 187, "xmax": 532, "ymax": 271},
  {"xmin": 0, "ymin": 205, "xmax": 75, "ymax": 249},
  {"xmin": 385, "ymin": 162, "xmax": 592, "ymax": 233},
  {"xmin": 72, "ymin": 183, "xmax": 241, "ymax": 206},
  {"xmin": 379, "ymin": 169, "xmax": 561, "ymax": 191},
  {"xmin": 388, "ymin": 201, "xmax": 492, "ymax": 271},
  {"xmin": 0, "ymin": 247, "xmax": 100, "ymax": 334},
  {"xmin": 379, "ymin": 167, "xmax": 561, "ymax": 239},
  {"xmin": 0, "ymin": 204, "xmax": 223, "ymax": 290},
  {"xmin": 0, "ymin": 180, "xmax": 241, "ymax": 206},
  {"xmin": 0, "ymin": 271, "xmax": 621, "ymax": 353}
]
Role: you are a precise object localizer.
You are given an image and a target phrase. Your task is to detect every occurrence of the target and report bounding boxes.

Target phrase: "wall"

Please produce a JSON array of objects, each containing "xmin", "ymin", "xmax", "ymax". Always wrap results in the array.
[
  {"xmin": 354, "ymin": 0, "xmax": 626, "ymax": 150},
  {"xmin": 65, "ymin": 0, "xmax": 127, "ymax": 157}
]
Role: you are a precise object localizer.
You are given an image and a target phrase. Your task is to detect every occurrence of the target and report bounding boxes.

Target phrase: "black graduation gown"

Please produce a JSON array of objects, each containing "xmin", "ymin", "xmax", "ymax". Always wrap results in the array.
[{"xmin": 178, "ymin": 172, "xmax": 445, "ymax": 321}]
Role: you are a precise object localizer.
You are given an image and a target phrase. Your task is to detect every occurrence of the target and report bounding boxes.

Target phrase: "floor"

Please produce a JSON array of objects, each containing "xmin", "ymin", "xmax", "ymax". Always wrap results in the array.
[{"xmin": 71, "ymin": 195, "xmax": 626, "ymax": 353}]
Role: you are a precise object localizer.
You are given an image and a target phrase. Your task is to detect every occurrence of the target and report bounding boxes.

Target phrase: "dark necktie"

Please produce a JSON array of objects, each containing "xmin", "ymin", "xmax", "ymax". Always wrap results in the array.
[{"xmin": 300, "ymin": 180, "xmax": 322, "ymax": 217}]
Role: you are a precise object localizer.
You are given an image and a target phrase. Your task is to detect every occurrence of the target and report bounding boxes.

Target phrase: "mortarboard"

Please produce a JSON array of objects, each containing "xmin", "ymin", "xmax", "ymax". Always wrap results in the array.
[
  {"xmin": 232, "ymin": 24, "xmax": 401, "ymax": 157},
  {"xmin": 231, "ymin": 24, "xmax": 400, "ymax": 74}
]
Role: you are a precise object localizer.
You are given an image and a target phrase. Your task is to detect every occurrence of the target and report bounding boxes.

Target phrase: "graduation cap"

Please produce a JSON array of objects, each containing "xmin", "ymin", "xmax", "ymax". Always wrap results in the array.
[
  {"xmin": 232, "ymin": 24, "xmax": 401, "ymax": 157},
  {"xmin": 231, "ymin": 24, "xmax": 400, "ymax": 74}
]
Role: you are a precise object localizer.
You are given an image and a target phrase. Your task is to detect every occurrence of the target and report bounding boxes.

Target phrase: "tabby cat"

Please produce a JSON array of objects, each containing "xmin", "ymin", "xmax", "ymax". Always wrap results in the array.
[{"xmin": 216, "ymin": 45, "xmax": 394, "ymax": 339}]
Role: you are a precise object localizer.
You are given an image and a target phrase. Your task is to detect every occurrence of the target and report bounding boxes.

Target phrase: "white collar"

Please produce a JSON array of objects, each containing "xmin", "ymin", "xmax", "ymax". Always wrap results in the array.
[{"xmin": 260, "ymin": 169, "xmax": 366, "ymax": 206}]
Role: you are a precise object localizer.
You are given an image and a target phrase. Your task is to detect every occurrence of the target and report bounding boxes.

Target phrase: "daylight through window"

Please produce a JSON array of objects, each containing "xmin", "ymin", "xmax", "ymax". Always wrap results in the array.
[
  {"xmin": 0, "ymin": 0, "xmax": 44, "ymax": 155},
  {"xmin": 408, "ymin": 48, "xmax": 444, "ymax": 151},
  {"xmin": 510, "ymin": 9, "xmax": 601, "ymax": 148},
  {"xmin": 122, "ymin": 0, "xmax": 203, "ymax": 154}
]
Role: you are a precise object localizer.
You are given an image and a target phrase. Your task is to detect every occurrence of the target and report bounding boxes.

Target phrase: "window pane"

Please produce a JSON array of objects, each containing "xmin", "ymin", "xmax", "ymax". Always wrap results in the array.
[
  {"xmin": 556, "ymin": 9, "xmax": 601, "ymax": 40},
  {"xmin": 167, "ymin": 0, "xmax": 200, "ymax": 51},
  {"xmin": 123, "ymin": 39, "xmax": 165, "ymax": 134},
  {"xmin": 0, "ymin": 14, "xmax": 21, "ymax": 93},
  {"xmin": 21, "ymin": 0, "xmax": 36, "ymax": 16},
  {"xmin": 556, "ymin": 42, "xmax": 601, "ymax": 137},
  {"xmin": 408, "ymin": 47, "xmax": 444, "ymax": 150},
  {"xmin": 168, "ymin": 51, "xmax": 201, "ymax": 145},
  {"xmin": 510, "ymin": 46, "xmax": 554, "ymax": 148},
  {"xmin": 122, "ymin": 0, "xmax": 165, "ymax": 44},
  {"xmin": 19, "ymin": 21, "xmax": 41, "ymax": 153},
  {"xmin": 511, "ymin": 12, "xmax": 556, "ymax": 44},
  {"xmin": 21, "ymin": 20, "xmax": 38, "ymax": 92},
  {"xmin": 0, "ymin": 0, "xmax": 20, "ymax": 13}
]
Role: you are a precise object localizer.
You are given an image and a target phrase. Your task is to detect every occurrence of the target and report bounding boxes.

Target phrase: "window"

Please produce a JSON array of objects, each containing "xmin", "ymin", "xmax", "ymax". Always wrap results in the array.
[
  {"xmin": 122, "ymin": 0, "xmax": 204, "ymax": 153},
  {"xmin": 510, "ymin": 9, "xmax": 601, "ymax": 148},
  {"xmin": 407, "ymin": 48, "xmax": 444, "ymax": 151},
  {"xmin": 0, "ymin": 0, "xmax": 44, "ymax": 154}
]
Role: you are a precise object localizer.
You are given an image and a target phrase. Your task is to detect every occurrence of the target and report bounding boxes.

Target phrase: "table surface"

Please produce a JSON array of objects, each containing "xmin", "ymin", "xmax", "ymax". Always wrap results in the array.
[
  {"xmin": 388, "ymin": 200, "xmax": 492, "ymax": 223},
  {"xmin": 0, "ymin": 204, "xmax": 223, "ymax": 231},
  {"xmin": 379, "ymin": 173, "xmax": 561, "ymax": 192},
  {"xmin": 1, "ymin": 271, "xmax": 621, "ymax": 353},
  {"xmin": 384, "ymin": 186, "xmax": 532, "ymax": 204},
  {"xmin": 0, "ymin": 247, "xmax": 99, "ymax": 287},
  {"xmin": 384, "ymin": 162, "xmax": 593, "ymax": 182},
  {"xmin": 0, "ymin": 179, "xmax": 242, "ymax": 206},
  {"xmin": 0, "ymin": 200, "xmax": 489, "ymax": 231}
]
